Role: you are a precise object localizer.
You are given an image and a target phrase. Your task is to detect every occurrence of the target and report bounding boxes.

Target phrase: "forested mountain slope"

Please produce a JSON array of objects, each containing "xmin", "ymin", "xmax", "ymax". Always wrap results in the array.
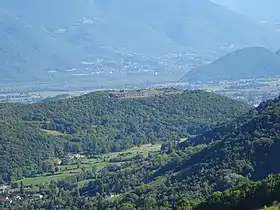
[
  {"xmin": 179, "ymin": 94, "xmax": 280, "ymax": 179},
  {"xmin": 104, "ymin": 94, "xmax": 280, "ymax": 208},
  {"xmin": 195, "ymin": 174, "xmax": 280, "ymax": 210},
  {"xmin": 0, "ymin": 122, "xmax": 62, "ymax": 183},
  {"xmin": 9, "ymin": 94, "xmax": 280, "ymax": 209},
  {"xmin": 0, "ymin": 89, "xmax": 250, "ymax": 183},
  {"xmin": 91, "ymin": 94, "xmax": 280, "ymax": 208}
]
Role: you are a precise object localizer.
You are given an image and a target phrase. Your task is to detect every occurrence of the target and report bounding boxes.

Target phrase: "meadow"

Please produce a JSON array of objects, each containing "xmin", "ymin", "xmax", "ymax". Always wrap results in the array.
[{"xmin": 18, "ymin": 144, "xmax": 161, "ymax": 186}]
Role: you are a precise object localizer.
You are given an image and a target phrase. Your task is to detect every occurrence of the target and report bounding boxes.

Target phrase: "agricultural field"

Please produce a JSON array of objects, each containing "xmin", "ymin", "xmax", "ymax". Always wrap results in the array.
[{"xmin": 17, "ymin": 144, "xmax": 161, "ymax": 186}]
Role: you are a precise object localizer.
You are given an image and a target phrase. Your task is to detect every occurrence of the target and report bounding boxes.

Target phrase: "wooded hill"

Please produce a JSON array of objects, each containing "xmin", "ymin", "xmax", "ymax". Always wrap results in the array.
[
  {"xmin": 97, "ymin": 93, "xmax": 280, "ymax": 208},
  {"xmin": 0, "ymin": 89, "xmax": 250, "ymax": 184},
  {"xmin": 12, "ymin": 93, "xmax": 280, "ymax": 209}
]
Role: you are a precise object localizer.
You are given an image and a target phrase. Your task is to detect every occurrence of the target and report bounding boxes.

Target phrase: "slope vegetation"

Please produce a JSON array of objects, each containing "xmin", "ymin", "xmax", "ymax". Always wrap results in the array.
[
  {"xmin": 180, "ymin": 94, "xmax": 280, "ymax": 180},
  {"xmin": 100, "ymin": 94, "xmax": 280, "ymax": 207},
  {"xmin": 0, "ymin": 89, "xmax": 250, "ymax": 183},
  {"xmin": 8, "ymin": 93, "xmax": 280, "ymax": 209},
  {"xmin": 195, "ymin": 174, "xmax": 280, "ymax": 210}
]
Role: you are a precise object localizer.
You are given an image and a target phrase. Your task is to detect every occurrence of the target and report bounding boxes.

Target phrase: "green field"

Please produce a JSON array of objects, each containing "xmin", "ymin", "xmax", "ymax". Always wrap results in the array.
[
  {"xmin": 18, "ymin": 144, "xmax": 161, "ymax": 186},
  {"xmin": 18, "ymin": 174, "xmax": 72, "ymax": 186}
]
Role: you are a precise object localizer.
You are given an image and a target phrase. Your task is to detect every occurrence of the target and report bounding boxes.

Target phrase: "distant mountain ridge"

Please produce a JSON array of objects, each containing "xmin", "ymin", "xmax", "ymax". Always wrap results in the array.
[
  {"xmin": 1, "ymin": 0, "xmax": 280, "ymax": 86},
  {"xmin": 182, "ymin": 46, "xmax": 280, "ymax": 82}
]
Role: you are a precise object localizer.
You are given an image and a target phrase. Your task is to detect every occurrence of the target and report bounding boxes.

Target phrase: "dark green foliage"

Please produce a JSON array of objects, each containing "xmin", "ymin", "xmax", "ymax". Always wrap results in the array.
[
  {"xmin": 9, "ymin": 94, "xmax": 280, "ymax": 209},
  {"xmin": 0, "ymin": 122, "xmax": 61, "ymax": 183},
  {"xmin": 179, "ymin": 95, "xmax": 280, "ymax": 180},
  {"xmin": 109, "ymin": 95, "xmax": 280, "ymax": 207},
  {"xmin": 0, "ymin": 90, "xmax": 249, "ymax": 183},
  {"xmin": 195, "ymin": 174, "xmax": 280, "ymax": 210}
]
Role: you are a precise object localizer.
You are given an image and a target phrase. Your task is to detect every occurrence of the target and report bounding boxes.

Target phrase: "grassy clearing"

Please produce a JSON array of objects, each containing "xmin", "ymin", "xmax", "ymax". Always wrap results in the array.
[
  {"xmin": 18, "ymin": 144, "xmax": 161, "ymax": 186},
  {"xmin": 77, "ymin": 179, "xmax": 93, "ymax": 187},
  {"xmin": 19, "ymin": 174, "xmax": 73, "ymax": 186},
  {"xmin": 41, "ymin": 129, "xmax": 65, "ymax": 136},
  {"xmin": 128, "ymin": 143, "xmax": 161, "ymax": 155}
]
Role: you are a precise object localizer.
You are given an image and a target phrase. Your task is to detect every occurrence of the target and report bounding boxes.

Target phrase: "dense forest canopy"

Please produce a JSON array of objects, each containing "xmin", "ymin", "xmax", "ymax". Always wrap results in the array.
[
  {"xmin": 0, "ymin": 89, "xmax": 250, "ymax": 183},
  {"xmin": 2, "ymin": 89, "xmax": 280, "ymax": 209},
  {"xmin": 194, "ymin": 174, "xmax": 280, "ymax": 210},
  {"xmin": 89, "ymin": 94, "xmax": 280, "ymax": 208}
]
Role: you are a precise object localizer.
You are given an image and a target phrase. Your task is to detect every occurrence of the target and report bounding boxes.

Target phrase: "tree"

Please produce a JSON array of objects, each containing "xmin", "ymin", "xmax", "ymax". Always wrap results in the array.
[
  {"xmin": 81, "ymin": 167, "xmax": 86, "ymax": 173},
  {"xmin": 119, "ymin": 203, "xmax": 135, "ymax": 210},
  {"xmin": 11, "ymin": 182, "xmax": 19, "ymax": 189},
  {"xmin": 72, "ymin": 143, "xmax": 82, "ymax": 154},
  {"xmin": 175, "ymin": 198, "xmax": 197, "ymax": 210},
  {"xmin": 75, "ymin": 187, "xmax": 80, "ymax": 198},
  {"xmin": 144, "ymin": 196, "xmax": 157, "ymax": 210},
  {"xmin": 161, "ymin": 142, "xmax": 174, "ymax": 154},
  {"xmin": 42, "ymin": 160, "xmax": 55, "ymax": 173},
  {"xmin": 20, "ymin": 181, "xmax": 24, "ymax": 194}
]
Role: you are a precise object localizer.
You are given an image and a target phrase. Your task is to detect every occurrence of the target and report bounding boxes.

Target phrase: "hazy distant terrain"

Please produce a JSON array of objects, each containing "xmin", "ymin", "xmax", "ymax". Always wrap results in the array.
[
  {"xmin": 182, "ymin": 47, "xmax": 280, "ymax": 82},
  {"xmin": 1, "ymin": 0, "xmax": 280, "ymax": 90}
]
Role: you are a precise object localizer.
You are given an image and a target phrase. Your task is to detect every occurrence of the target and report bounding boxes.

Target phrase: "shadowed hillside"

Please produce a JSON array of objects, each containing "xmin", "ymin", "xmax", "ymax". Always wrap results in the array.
[{"xmin": 182, "ymin": 47, "xmax": 280, "ymax": 82}]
